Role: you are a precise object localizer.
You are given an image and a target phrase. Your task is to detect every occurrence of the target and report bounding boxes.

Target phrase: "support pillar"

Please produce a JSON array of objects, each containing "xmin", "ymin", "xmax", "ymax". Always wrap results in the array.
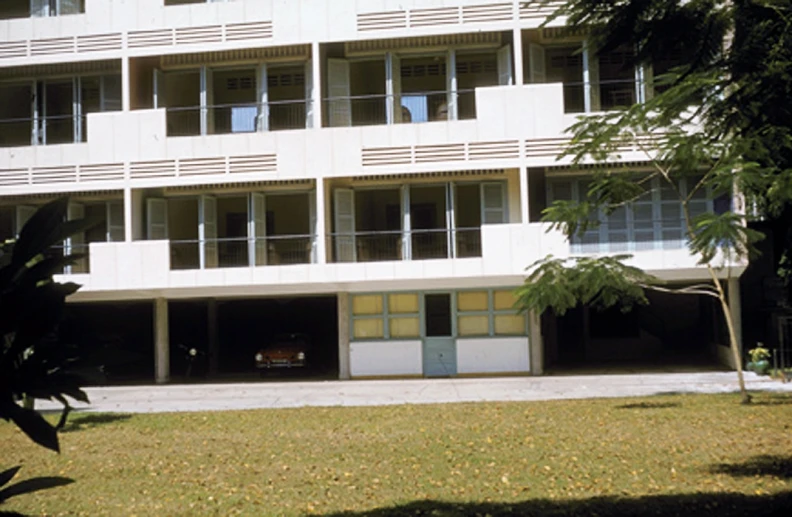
[
  {"xmin": 311, "ymin": 42, "xmax": 322, "ymax": 129},
  {"xmin": 519, "ymin": 165, "xmax": 529, "ymax": 224},
  {"xmin": 123, "ymin": 187, "xmax": 133, "ymax": 242},
  {"xmin": 315, "ymin": 179, "xmax": 327, "ymax": 264},
  {"xmin": 728, "ymin": 277, "xmax": 743, "ymax": 355},
  {"xmin": 529, "ymin": 311, "xmax": 544, "ymax": 375},
  {"xmin": 512, "ymin": 27, "xmax": 524, "ymax": 86},
  {"xmin": 207, "ymin": 298, "xmax": 219, "ymax": 376},
  {"xmin": 154, "ymin": 298, "xmax": 170, "ymax": 384},
  {"xmin": 338, "ymin": 293, "xmax": 350, "ymax": 379},
  {"xmin": 121, "ymin": 57, "xmax": 131, "ymax": 112},
  {"xmin": 256, "ymin": 63, "xmax": 269, "ymax": 132}
]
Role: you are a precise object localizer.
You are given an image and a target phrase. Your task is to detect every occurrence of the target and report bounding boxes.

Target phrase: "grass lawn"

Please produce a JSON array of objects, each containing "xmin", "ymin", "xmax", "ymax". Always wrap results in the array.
[{"xmin": 1, "ymin": 392, "xmax": 791, "ymax": 516}]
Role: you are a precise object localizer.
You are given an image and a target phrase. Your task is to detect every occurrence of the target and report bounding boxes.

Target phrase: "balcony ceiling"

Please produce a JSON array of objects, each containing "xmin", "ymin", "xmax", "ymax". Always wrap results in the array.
[
  {"xmin": 0, "ymin": 59, "xmax": 120, "ymax": 81},
  {"xmin": 345, "ymin": 32, "xmax": 501, "ymax": 57},
  {"xmin": 160, "ymin": 45, "xmax": 310, "ymax": 70}
]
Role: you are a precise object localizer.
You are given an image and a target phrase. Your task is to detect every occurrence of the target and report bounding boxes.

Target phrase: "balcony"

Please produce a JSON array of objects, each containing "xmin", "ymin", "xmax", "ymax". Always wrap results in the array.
[
  {"xmin": 0, "ymin": 0, "xmax": 84, "ymax": 20},
  {"xmin": 327, "ymin": 89, "xmax": 477, "ymax": 127},
  {"xmin": 170, "ymin": 235, "xmax": 314, "ymax": 270},
  {"xmin": 329, "ymin": 228, "xmax": 482, "ymax": 263},
  {"xmin": 166, "ymin": 99, "xmax": 309, "ymax": 137}
]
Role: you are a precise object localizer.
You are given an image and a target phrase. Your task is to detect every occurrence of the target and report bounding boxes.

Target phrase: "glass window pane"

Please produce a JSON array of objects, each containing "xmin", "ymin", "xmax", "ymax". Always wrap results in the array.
[
  {"xmin": 495, "ymin": 314, "xmax": 526, "ymax": 335},
  {"xmin": 352, "ymin": 295, "xmax": 383, "ymax": 315},
  {"xmin": 390, "ymin": 317, "xmax": 420, "ymax": 338},
  {"xmin": 493, "ymin": 290, "xmax": 518, "ymax": 311},
  {"xmin": 388, "ymin": 293, "xmax": 419, "ymax": 314},
  {"xmin": 353, "ymin": 318, "xmax": 384, "ymax": 339},
  {"xmin": 457, "ymin": 291, "xmax": 488, "ymax": 312},
  {"xmin": 458, "ymin": 315, "xmax": 489, "ymax": 336}
]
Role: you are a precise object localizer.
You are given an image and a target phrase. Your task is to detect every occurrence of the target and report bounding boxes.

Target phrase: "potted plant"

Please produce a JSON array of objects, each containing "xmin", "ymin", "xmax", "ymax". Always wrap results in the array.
[{"xmin": 747, "ymin": 344, "xmax": 771, "ymax": 375}]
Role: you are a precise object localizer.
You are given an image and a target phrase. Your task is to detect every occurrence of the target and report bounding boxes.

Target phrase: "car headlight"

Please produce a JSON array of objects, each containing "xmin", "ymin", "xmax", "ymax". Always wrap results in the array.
[
  {"xmin": 296, "ymin": 352, "xmax": 306, "ymax": 361},
  {"xmin": 255, "ymin": 353, "xmax": 264, "ymax": 362}
]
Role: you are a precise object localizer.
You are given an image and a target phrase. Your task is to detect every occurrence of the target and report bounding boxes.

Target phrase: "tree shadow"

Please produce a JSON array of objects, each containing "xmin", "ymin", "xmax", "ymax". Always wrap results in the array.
[
  {"xmin": 0, "ymin": 476, "xmax": 74, "ymax": 503},
  {"xmin": 708, "ymin": 455, "xmax": 792, "ymax": 479},
  {"xmin": 751, "ymin": 393, "xmax": 792, "ymax": 406},
  {"xmin": 58, "ymin": 413, "xmax": 132, "ymax": 433},
  {"xmin": 614, "ymin": 401, "xmax": 682, "ymax": 409},
  {"xmin": 320, "ymin": 491, "xmax": 792, "ymax": 517}
]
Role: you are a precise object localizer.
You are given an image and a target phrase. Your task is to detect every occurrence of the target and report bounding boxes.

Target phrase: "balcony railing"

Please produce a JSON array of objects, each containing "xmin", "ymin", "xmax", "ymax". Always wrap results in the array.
[
  {"xmin": 0, "ymin": 114, "xmax": 86, "ymax": 147},
  {"xmin": 50, "ymin": 243, "xmax": 90, "ymax": 274},
  {"xmin": 325, "ymin": 89, "xmax": 476, "ymax": 128},
  {"xmin": 166, "ymin": 99, "xmax": 310, "ymax": 137},
  {"xmin": 169, "ymin": 235, "xmax": 315, "ymax": 270},
  {"xmin": 556, "ymin": 78, "xmax": 647, "ymax": 114},
  {"xmin": 329, "ymin": 228, "xmax": 482, "ymax": 263}
]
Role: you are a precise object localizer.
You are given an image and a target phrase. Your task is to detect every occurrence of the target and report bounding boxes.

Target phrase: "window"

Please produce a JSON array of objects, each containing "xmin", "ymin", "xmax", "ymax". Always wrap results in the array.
[
  {"xmin": 457, "ymin": 289, "xmax": 526, "ymax": 337},
  {"xmin": 547, "ymin": 175, "xmax": 714, "ymax": 253},
  {"xmin": 351, "ymin": 293, "xmax": 420, "ymax": 340}
]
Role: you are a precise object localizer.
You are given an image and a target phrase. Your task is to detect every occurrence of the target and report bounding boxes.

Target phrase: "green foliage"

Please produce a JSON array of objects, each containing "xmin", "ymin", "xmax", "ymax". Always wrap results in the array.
[
  {"xmin": 0, "ymin": 198, "xmax": 94, "ymax": 454},
  {"xmin": 515, "ymin": 255, "xmax": 657, "ymax": 316},
  {"xmin": 689, "ymin": 212, "xmax": 765, "ymax": 264}
]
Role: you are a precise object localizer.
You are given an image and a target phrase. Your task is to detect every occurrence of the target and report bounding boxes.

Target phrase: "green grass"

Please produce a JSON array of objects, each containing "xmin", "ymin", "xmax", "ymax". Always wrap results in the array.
[{"xmin": 1, "ymin": 392, "xmax": 792, "ymax": 516}]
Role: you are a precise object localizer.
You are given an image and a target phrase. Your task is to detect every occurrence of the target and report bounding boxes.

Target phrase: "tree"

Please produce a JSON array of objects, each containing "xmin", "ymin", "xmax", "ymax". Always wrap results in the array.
[
  {"xmin": 515, "ymin": 0, "xmax": 791, "ymax": 404},
  {"xmin": 0, "ymin": 198, "xmax": 93, "ymax": 502}
]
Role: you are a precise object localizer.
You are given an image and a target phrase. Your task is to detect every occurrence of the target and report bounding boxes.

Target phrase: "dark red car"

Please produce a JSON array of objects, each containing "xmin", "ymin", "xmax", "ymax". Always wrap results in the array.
[{"xmin": 254, "ymin": 333, "xmax": 310, "ymax": 369}]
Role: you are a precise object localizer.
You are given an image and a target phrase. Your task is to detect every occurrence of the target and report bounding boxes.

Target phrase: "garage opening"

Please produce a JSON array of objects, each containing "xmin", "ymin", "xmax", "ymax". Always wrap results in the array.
[
  {"xmin": 169, "ymin": 296, "xmax": 339, "ymax": 381},
  {"xmin": 59, "ymin": 302, "xmax": 154, "ymax": 385},
  {"xmin": 543, "ymin": 290, "xmax": 729, "ymax": 372}
]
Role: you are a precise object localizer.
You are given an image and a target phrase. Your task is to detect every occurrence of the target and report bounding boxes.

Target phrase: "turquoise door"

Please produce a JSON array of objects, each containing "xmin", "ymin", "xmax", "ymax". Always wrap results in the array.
[{"xmin": 423, "ymin": 293, "xmax": 457, "ymax": 377}]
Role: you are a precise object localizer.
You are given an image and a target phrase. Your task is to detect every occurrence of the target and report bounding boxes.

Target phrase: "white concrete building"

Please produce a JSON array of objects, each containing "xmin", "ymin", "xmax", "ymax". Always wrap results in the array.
[{"xmin": 0, "ymin": 0, "xmax": 745, "ymax": 383}]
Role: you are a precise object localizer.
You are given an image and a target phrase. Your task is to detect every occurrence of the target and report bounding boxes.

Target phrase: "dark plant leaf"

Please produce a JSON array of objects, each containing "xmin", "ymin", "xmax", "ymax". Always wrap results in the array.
[
  {"xmin": 0, "ymin": 467, "xmax": 21, "ymax": 489},
  {"xmin": 0, "ymin": 476, "xmax": 74, "ymax": 503}
]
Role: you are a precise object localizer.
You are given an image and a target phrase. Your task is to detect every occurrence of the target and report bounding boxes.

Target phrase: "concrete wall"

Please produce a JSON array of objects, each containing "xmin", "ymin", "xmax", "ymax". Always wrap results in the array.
[
  {"xmin": 350, "ymin": 340, "xmax": 422, "ymax": 377},
  {"xmin": 457, "ymin": 337, "xmax": 529, "ymax": 374}
]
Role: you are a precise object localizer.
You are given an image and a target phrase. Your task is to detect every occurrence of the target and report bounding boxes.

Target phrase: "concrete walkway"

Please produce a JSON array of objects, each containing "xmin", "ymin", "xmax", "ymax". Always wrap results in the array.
[{"xmin": 38, "ymin": 371, "xmax": 792, "ymax": 414}]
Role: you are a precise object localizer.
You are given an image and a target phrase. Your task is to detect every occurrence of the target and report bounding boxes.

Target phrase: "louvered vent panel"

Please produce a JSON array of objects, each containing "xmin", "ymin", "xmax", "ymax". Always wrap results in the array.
[
  {"xmin": 468, "ymin": 140, "xmax": 520, "ymax": 160},
  {"xmin": 462, "ymin": 3, "xmax": 513, "ymax": 24},
  {"xmin": 30, "ymin": 37, "xmax": 75, "ymax": 56},
  {"xmin": 129, "ymin": 160, "xmax": 177, "ymax": 179},
  {"xmin": 0, "ymin": 41, "xmax": 27, "ymax": 59},
  {"xmin": 175, "ymin": 25, "xmax": 223, "ymax": 46},
  {"xmin": 31, "ymin": 166, "xmax": 77, "ymax": 184},
  {"xmin": 229, "ymin": 154, "xmax": 277, "ymax": 174},
  {"xmin": 0, "ymin": 169, "xmax": 29, "ymax": 186},
  {"xmin": 357, "ymin": 11, "xmax": 408, "ymax": 31},
  {"xmin": 524, "ymin": 138, "xmax": 569, "ymax": 158},
  {"xmin": 361, "ymin": 147, "xmax": 412, "ymax": 167},
  {"xmin": 414, "ymin": 143, "xmax": 466, "ymax": 163},
  {"xmin": 76, "ymin": 33, "xmax": 123, "ymax": 53},
  {"xmin": 127, "ymin": 29, "xmax": 173, "ymax": 49},
  {"xmin": 178, "ymin": 157, "xmax": 227, "ymax": 177},
  {"xmin": 409, "ymin": 7, "xmax": 460, "ymax": 27},
  {"xmin": 78, "ymin": 163, "xmax": 125, "ymax": 182},
  {"xmin": 225, "ymin": 21, "xmax": 273, "ymax": 41},
  {"xmin": 520, "ymin": 1, "xmax": 565, "ymax": 21}
]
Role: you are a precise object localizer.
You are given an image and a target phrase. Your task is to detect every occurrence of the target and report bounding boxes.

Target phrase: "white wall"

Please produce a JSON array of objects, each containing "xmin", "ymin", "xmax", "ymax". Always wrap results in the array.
[
  {"xmin": 457, "ymin": 337, "xmax": 530, "ymax": 374},
  {"xmin": 350, "ymin": 340, "xmax": 422, "ymax": 377}
]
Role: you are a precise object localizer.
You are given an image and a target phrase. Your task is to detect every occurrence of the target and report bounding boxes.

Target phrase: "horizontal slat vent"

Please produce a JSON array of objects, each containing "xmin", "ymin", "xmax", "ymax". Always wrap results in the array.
[
  {"xmin": 0, "ymin": 40, "xmax": 28, "ymax": 59},
  {"xmin": 524, "ymin": 138, "xmax": 569, "ymax": 158},
  {"xmin": 127, "ymin": 29, "xmax": 174, "ymax": 49},
  {"xmin": 409, "ymin": 7, "xmax": 460, "ymax": 28},
  {"xmin": 76, "ymin": 33, "xmax": 123, "ymax": 53},
  {"xmin": 229, "ymin": 154, "xmax": 277, "ymax": 174},
  {"xmin": 519, "ymin": 1, "xmax": 565, "ymax": 22},
  {"xmin": 357, "ymin": 11, "xmax": 408, "ymax": 32},
  {"xmin": 0, "ymin": 169, "xmax": 30, "ymax": 186},
  {"xmin": 130, "ymin": 160, "xmax": 177, "ymax": 179},
  {"xmin": 30, "ymin": 37, "xmax": 75, "ymax": 56},
  {"xmin": 78, "ymin": 163, "xmax": 125, "ymax": 182},
  {"xmin": 462, "ymin": 3, "xmax": 514, "ymax": 24},
  {"xmin": 225, "ymin": 21, "xmax": 273, "ymax": 41},
  {"xmin": 363, "ymin": 140, "xmax": 521, "ymax": 168},
  {"xmin": 175, "ymin": 25, "xmax": 223, "ymax": 46},
  {"xmin": 31, "ymin": 166, "xmax": 77, "ymax": 184},
  {"xmin": 178, "ymin": 157, "xmax": 227, "ymax": 177}
]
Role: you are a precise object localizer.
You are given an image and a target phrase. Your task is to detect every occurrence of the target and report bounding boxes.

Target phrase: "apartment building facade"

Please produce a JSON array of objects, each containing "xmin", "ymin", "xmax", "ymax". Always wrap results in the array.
[{"xmin": 0, "ymin": 0, "xmax": 745, "ymax": 383}]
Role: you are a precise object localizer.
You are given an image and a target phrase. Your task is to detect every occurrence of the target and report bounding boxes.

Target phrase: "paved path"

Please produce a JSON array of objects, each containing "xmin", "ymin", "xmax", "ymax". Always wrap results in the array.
[{"xmin": 37, "ymin": 371, "xmax": 792, "ymax": 414}]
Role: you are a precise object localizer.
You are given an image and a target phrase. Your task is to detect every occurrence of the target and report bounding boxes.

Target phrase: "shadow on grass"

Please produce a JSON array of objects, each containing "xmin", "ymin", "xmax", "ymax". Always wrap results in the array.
[
  {"xmin": 709, "ymin": 455, "xmax": 792, "ymax": 479},
  {"xmin": 321, "ymin": 491, "xmax": 792, "ymax": 517},
  {"xmin": 615, "ymin": 401, "xmax": 681, "ymax": 409},
  {"xmin": 751, "ymin": 393, "xmax": 792, "ymax": 406},
  {"xmin": 59, "ymin": 413, "xmax": 132, "ymax": 433},
  {"xmin": 0, "ymin": 477, "xmax": 74, "ymax": 503}
]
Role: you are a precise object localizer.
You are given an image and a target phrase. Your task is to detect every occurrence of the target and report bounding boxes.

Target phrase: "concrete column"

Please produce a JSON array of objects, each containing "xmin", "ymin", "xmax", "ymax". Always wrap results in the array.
[
  {"xmin": 519, "ymin": 165, "xmax": 529, "ymax": 224},
  {"xmin": 121, "ymin": 57, "xmax": 131, "ymax": 112},
  {"xmin": 311, "ymin": 42, "xmax": 322, "ymax": 129},
  {"xmin": 512, "ymin": 27, "xmax": 524, "ymax": 86},
  {"xmin": 131, "ymin": 189, "xmax": 145, "ymax": 240},
  {"xmin": 154, "ymin": 298, "xmax": 170, "ymax": 384},
  {"xmin": 315, "ymin": 179, "xmax": 327, "ymax": 264},
  {"xmin": 529, "ymin": 311, "xmax": 544, "ymax": 375},
  {"xmin": 207, "ymin": 298, "xmax": 219, "ymax": 376},
  {"xmin": 256, "ymin": 63, "xmax": 269, "ymax": 132},
  {"xmin": 338, "ymin": 292, "xmax": 350, "ymax": 379},
  {"xmin": 123, "ymin": 187, "xmax": 133, "ymax": 242},
  {"xmin": 728, "ymin": 277, "xmax": 743, "ymax": 353}
]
